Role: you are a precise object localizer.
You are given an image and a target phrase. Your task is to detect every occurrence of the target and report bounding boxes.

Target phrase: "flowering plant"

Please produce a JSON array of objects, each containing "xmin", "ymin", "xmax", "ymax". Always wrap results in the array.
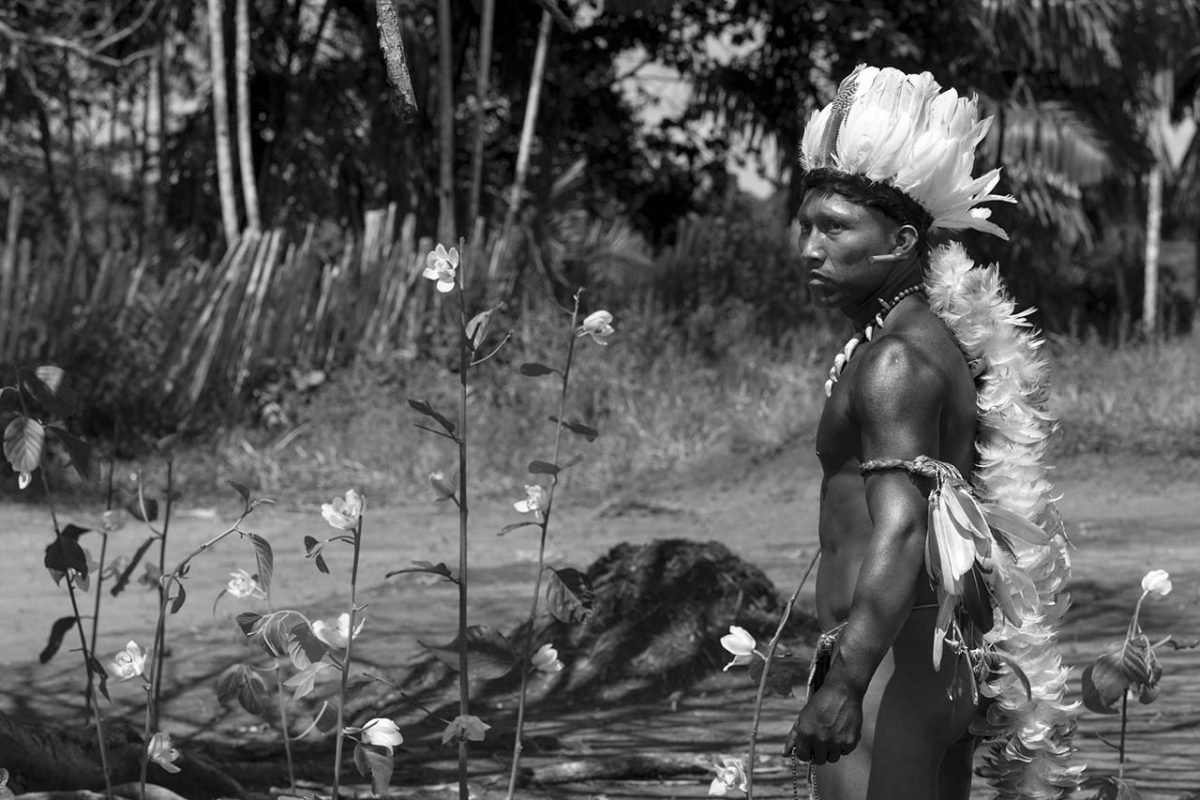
[{"xmin": 1081, "ymin": 569, "xmax": 1197, "ymax": 798}]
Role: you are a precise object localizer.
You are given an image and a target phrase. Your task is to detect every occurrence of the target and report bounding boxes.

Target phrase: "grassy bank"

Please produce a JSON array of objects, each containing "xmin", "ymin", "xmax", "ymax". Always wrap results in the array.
[{"xmin": 11, "ymin": 324, "xmax": 1199, "ymax": 511}]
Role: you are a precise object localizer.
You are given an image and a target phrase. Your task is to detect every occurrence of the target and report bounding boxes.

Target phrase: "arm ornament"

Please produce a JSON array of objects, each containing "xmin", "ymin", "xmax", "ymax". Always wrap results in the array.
[{"xmin": 860, "ymin": 456, "xmax": 1054, "ymax": 672}]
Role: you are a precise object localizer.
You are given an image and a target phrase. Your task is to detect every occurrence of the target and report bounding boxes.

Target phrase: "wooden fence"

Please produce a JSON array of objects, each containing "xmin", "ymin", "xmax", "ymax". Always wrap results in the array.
[{"xmin": 0, "ymin": 203, "xmax": 490, "ymax": 415}]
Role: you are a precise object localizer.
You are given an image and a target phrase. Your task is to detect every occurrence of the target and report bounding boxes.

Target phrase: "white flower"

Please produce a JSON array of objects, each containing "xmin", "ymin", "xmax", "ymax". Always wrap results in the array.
[
  {"xmin": 441, "ymin": 715, "xmax": 490, "ymax": 745},
  {"xmin": 311, "ymin": 612, "xmax": 365, "ymax": 650},
  {"xmin": 226, "ymin": 569, "xmax": 266, "ymax": 600},
  {"xmin": 1141, "ymin": 569, "xmax": 1173, "ymax": 597},
  {"xmin": 575, "ymin": 310, "xmax": 615, "ymax": 345},
  {"xmin": 514, "ymin": 485, "xmax": 546, "ymax": 521},
  {"xmin": 531, "ymin": 643, "xmax": 564, "ymax": 673},
  {"xmin": 111, "ymin": 640, "xmax": 147, "ymax": 681},
  {"xmin": 358, "ymin": 718, "xmax": 404, "ymax": 753},
  {"xmin": 18, "ymin": 471, "xmax": 32, "ymax": 490},
  {"xmin": 430, "ymin": 471, "xmax": 456, "ymax": 501},
  {"xmin": 101, "ymin": 509, "xmax": 126, "ymax": 533},
  {"xmin": 720, "ymin": 626, "xmax": 756, "ymax": 671},
  {"xmin": 422, "ymin": 244, "xmax": 459, "ymax": 293},
  {"xmin": 708, "ymin": 756, "xmax": 747, "ymax": 796},
  {"xmin": 321, "ymin": 489, "xmax": 364, "ymax": 530},
  {"xmin": 147, "ymin": 731, "xmax": 181, "ymax": 774}
]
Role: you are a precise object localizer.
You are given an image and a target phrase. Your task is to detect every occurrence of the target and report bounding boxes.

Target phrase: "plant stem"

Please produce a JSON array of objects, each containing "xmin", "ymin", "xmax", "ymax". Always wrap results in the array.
[
  {"xmin": 1118, "ymin": 690, "xmax": 1129, "ymax": 779},
  {"xmin": 140, "ymin": 515, "xmax": 249, "ymax": 799},
  {"xmin": 40, "ymin": 469, "xmax": 115, "ymax": 800},
  {"xmin": 505, "ymin": 292, "xmax": 581, "ymax": 800},
  {"xmin": 86, "ymin": 450, "xmax": 118, "ymax": 712},
  {"xmin": 151, "ymin": 457, "xmax": 174, "ymax": 731},
  {"xmin": 273, "ymin": 659, "xmax": 296, "ymax": 791},
  {"xmin": 746, "ymin": 551, "xmax": 820, "ymax": 800},
  {"xmin": 455, "ymin": 249, "xmax": 472, "ymax": 800},
  {"xmin": 331, "ymin": 516, "xmax": 364, "ymax": 800}
]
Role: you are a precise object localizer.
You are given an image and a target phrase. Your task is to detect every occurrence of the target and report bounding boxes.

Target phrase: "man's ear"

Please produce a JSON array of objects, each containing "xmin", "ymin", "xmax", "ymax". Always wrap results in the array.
[{"xmin": 891, "ymin": 224, "xmax": 919, "ymax": 258}]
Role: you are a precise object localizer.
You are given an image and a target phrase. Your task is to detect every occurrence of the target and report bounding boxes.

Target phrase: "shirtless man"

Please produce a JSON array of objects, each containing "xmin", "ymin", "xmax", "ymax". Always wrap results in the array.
[
  {"xmin": 775, "ymin": 64, "xmax": 1022, "ymax": 800},
  {"xmin": 780, "ymin": 169, "xmax": 981, "ymax": 799}
]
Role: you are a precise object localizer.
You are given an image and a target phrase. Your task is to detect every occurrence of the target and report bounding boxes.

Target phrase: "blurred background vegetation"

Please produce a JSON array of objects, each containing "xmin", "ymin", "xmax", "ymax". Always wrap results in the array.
[{"xmin": 2, "ymin": 0, "xmax": 1199, "ymax": 504}]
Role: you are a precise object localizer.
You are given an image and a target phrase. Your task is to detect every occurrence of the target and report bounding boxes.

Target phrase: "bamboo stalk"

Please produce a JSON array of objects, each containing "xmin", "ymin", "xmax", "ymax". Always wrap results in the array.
[
  {"xmin": 233, "ymin": 229, "xmax": 282, "ymax": 395},
  {"xmin": 1, "ymin": 184, "xmax": 22, "ymax": 360}
]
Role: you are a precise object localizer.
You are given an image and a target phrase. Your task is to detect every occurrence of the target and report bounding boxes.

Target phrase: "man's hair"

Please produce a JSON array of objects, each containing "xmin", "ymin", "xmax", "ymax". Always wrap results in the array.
[{"xmin": 800, "ymin": 167, "xmax": 934, "ymax": 236}]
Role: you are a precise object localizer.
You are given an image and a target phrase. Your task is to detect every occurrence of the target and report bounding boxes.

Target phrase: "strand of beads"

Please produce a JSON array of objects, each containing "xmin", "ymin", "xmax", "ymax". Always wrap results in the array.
[{"xmin": 823, "ymin": 284, "xmax": 926, "ymax": 398}]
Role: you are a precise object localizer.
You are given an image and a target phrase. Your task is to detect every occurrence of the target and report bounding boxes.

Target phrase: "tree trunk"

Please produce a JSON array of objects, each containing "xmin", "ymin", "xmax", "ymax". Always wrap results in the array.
[
  {"xmin": 467, "ymin": 0, "xmax": 495, "ymax": 226},
  {"xmin": 375, "ymin": 0, "xmax": 419, "ymax": 123},
  {"xmin": 436, "ymin": 0, "xmax": 456, "ymax": 244},
  {"xmin": 1143, "ymin": 165, "xmax": 1162, "ymax": 339},
  {"xmin": 144, "ymin": 37, "xmax": 165, "ymax": 248},
  {"xmin": 208, "ymin": 0, "xmax": 241, "ymax": 245},
  {"xmin": 235, "ymin": 0, "xmax": 261, "ymax": 229},
  {"xmin": 489, "ymin": 10, "xmax": 552, "ymax": 281}
]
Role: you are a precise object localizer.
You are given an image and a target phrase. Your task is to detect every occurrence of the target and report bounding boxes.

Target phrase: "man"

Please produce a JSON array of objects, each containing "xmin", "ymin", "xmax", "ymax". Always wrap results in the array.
[{"xmin": 781, "ymin": 66, "xmax": 1078, "ymax": 800}]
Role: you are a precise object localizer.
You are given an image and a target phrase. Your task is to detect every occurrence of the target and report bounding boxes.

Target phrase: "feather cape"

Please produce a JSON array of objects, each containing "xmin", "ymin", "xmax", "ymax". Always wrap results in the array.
[{"xmin": 926, "ymin": 242, "xmax": 1083, "ymax": 800}]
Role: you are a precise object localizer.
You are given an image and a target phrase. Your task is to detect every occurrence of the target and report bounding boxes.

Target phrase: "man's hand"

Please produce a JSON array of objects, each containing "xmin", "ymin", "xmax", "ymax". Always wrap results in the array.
[{"xmin": 782, "ymin": 683, "xmax": 864, "ymax": 764}]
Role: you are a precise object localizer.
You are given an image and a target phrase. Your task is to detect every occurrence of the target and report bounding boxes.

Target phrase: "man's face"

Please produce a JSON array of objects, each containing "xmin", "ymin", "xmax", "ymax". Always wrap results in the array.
[{"xmin": 796, "ymin": 191, "xmax": 899, "ymax": 312}]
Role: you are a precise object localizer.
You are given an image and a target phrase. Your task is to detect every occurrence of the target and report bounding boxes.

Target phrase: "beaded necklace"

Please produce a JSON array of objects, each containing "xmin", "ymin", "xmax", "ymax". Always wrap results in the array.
[{"xmin": 823, "ymin": 283, "xmax": 926, "ymax": 397}]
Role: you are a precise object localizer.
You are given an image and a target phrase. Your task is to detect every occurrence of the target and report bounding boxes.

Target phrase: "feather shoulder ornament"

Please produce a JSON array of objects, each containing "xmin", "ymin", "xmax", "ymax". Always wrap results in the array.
[
  {"xmin": 926, "ymin": 242, "xmax": 1083, "ymax": 800},
  {"xmin": 801, "ymin": 65, "xmax": 1015, "ymax": 239}
]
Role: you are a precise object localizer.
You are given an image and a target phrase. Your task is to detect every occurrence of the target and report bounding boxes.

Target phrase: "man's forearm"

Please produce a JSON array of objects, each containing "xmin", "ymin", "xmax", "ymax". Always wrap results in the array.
[{"xmin": 823, "ymin": 524, "xmax": 925, "ymax": 695}]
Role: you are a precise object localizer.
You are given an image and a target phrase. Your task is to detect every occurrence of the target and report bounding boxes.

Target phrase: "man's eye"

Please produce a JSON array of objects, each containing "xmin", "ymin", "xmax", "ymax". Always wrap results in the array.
[{"xmin": 822, "ymin": 222, "xmax": 844, "ymax": 234}]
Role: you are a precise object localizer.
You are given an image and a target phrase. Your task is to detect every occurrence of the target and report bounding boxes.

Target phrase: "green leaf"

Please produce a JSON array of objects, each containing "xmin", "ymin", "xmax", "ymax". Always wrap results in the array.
[
  {"xmin": 48, "ymin": 426, "xmax": 91, "ymax": 481},
  {"xmin": 545, "ymin": 567, "xmax": 595, "ymax": 625},
  {"xmin": 61, "ymin": 523, "xmax": 91, "ymax": 542},
  {"xmin": 0, "ymin": 386, "xmax": 21, "ymax": 415},
  {"xmin": 407, "ymin": 398, "xmax": 456, "ymax": 435},
  {"xmin": 313, "ymin": 701, "xmax": 339, "ymax": 733},
  {"xmin": 39, "ymin": 616, "xmax": 79, "ymax": 664},
  {"xmin": 23, "ymin": 366, "xmax": 77, "ymax": 419},
  {"xmin": 4, "ymin": 416, "xmax": 45, "ymax": 473},
  {"xmin": 88, "ymin": 655, "xmax": 110, "ymax": 701},
  {"xmin": 1081, "ymin": 776, "xmax": 1143, "ymax": 800},
  {"xmin": 465, "ymin": 308, "xmax": 496, "ymax": 350},
  {"xmin": 125, "ymin": 496, "xmax": 159, "ymax": 523},
  {"xmin": 228, "ymin": 481, "xmax": 251, "ymax": 507},
  {"xmin": 288, "ymin": 622, "xmax": 329, "ymax": 670},
  {"xmin": 235, "ymin": 612, "xmax": 263, "ymax": 638},
  {"xmin": 283, "ymin": 661, "xmax": 331, "ymax": 701},
  {"xmin": 170, "ymin": 583, "xmax": 188, "ymax": 614},
  {"xmin": 1081, "ymin": 649, "xmax": 1127, "ymax": 714},
  {"xmin": 498, "ymin": 521, "xmax": 539, "ymax": 537},
  {"xmin": 110, "ymin": 536, "xmax": 156, "ymax": 596},
  {"xmin": 386, "ymin": 560, "xmax": 455, "ymax": 582},
  {"xmin": 520, "ymin": 362, "xmax": 559, "ymax": 377},
  {"xmin": 529, "ymin": 460, "xmax": 559, "ymax": 475},
  {"xmin": 353, "ymin": 742, "xmax": 395, "ymax": 796},
  {"xmin": 217, "ymin": 663, "xmax": 271, "ymax": 716},
  {"xmin": 44, "ymin": 536, "xmax": 88, "ymax": 580},
  {"xmin": 249, "ymin": 533, "xmax": 274, "ymax": 595},
  {"xmin": 549, "ymin": 416, "xmax": 599, "ymax": 442},
  {"xmin": 420, "ymin": 625, "xmax": 517, "ymax": 680},
  {"xmin": 748, "ymin": 653, "xmax": 810, "ymax": 698}
]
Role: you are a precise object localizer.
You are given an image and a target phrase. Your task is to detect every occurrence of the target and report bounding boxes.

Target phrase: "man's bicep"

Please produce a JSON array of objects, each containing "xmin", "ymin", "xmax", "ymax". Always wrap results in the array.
[{"xmin": 851, "ymin": 340, "xmax": 943, "ymax": 526}]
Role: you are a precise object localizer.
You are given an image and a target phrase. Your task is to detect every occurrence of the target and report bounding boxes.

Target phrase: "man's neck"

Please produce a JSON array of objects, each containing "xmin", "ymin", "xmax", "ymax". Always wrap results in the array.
[{"xmin": 846, "ymin": 261, "xmax": 925, "ymax": 329}]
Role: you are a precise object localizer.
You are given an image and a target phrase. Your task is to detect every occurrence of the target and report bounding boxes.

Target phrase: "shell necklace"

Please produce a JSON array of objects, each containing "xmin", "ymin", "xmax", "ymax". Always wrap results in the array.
[{"xmin": 823, "ymin": 284, "xmax": 926, "ymax": 397}]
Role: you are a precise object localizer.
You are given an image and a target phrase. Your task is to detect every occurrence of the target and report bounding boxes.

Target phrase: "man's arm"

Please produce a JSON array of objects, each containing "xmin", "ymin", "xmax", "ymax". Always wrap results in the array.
[{"xmin": 785, "ymin": 336, "xmax": 943, "ymax": 764}]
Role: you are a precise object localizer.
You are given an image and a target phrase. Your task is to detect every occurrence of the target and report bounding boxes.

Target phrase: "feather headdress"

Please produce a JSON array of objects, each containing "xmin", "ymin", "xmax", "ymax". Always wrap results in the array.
[{"xmin": 800, "ymin": 65, "xmax": 1015, "ymax": 239}]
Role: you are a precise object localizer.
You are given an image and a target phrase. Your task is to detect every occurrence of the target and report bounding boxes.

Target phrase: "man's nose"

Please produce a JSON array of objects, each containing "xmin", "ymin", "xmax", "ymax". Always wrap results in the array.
[{"xmin": 799, "ymin": 231, "xmax": 824, "ymax": 263}]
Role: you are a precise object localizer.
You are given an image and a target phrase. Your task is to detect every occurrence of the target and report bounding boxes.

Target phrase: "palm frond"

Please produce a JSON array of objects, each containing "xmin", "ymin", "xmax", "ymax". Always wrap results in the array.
[
  {"xmin": 971, "ymin": 0, "xmax": 1121, "ymax": 82},
  {"xmin": 979, "ymin": 98, "xmax": 1112, "ymax": 187}
]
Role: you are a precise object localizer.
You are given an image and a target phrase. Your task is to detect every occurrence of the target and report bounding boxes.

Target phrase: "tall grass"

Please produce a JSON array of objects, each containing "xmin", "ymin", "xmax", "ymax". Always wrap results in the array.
[{"xmin": 1048, "ymin": 335, "xmax": 1200, "ymax": 458}]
